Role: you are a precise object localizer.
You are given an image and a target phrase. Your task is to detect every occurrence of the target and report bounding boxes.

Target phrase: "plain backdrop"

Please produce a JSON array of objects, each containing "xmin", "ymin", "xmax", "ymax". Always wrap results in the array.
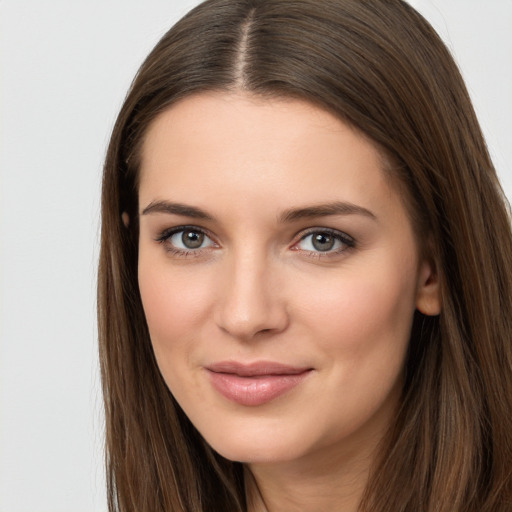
[{"xmin": 0, "ymin": 1, "xmax": 511, "ymax": 511}]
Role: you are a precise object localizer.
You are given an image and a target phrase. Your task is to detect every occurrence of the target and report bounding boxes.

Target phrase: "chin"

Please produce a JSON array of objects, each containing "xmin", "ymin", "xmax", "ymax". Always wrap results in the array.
[
  {"xmin": 213, "ymin": 442, "xmax": 299, "ymax": 465},
  {"xmin": 198, "ymin": 419, "xmax": 311, "ymax": 465}
]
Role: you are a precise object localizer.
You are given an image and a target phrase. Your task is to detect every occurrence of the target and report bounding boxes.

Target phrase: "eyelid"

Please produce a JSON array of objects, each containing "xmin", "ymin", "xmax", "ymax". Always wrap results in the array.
[
  {"xmin": 154, "ymin": 225, "xmax": 355, "ymax": 258},
  {"xmin": 155, "ymin": 224, "xmax": 213, "ymax": 241},
  {"xmin": 291, "ymin": 227, "xmax": 355, "ymax": 255},
  {"xmin": 155, "ymin": 225, "xmax": 218, "ymax": 255}
]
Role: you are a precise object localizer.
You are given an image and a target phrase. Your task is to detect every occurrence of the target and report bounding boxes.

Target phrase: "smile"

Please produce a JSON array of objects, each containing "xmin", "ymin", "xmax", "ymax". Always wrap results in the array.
[{"xmin": 205, "ymin": 361, "xmax": 313, "ymax": 406}]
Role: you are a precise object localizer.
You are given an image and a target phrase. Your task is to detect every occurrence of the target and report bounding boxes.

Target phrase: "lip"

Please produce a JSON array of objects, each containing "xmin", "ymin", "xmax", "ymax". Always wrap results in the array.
[{"xmin": 205, "ymin": 361, "xmax": 313, "ymax": 406}]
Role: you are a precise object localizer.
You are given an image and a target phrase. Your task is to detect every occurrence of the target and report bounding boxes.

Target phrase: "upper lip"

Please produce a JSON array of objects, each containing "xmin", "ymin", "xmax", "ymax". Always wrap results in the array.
[{"xmin": 206, "ymin": 361, "xmax": 312, "ymax": 377}]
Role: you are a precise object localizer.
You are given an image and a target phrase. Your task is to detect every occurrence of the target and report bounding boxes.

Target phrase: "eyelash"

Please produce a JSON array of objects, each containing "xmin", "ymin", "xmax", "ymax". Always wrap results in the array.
[
  {"xmin": 293, "ymin": 228, "xmax": 355, "ymax": 259},
  {"xmin": 155, "ymin": 225, "xmax": 217, "ymax": 257},
  {"xmin": 155, "ymin": 226, "xmax": 355, "ymax": 259}
]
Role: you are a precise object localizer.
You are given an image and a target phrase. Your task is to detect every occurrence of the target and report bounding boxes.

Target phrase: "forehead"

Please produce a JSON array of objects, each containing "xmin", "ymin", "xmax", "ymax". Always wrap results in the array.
[{"xmin": 138, "ymin": 92, "xmax": 394, "ymax": 210}]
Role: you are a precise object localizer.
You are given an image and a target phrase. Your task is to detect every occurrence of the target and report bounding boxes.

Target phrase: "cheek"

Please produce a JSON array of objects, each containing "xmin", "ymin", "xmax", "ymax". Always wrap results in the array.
[
  {"xmin": 137, "ymin": 259, "xmax": 214, "ymax": 358},
  {"xmin": 289, "ymin": 260, "xmax": 418, "ymax": 437},
  {"xmin": 296, "ymin": 257, "xmax": 418, "ymax": 363}
]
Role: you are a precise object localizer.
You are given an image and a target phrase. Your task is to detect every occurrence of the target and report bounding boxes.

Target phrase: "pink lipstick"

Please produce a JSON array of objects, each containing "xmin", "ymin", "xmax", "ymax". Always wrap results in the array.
[{"xmin": 206, "ymin": 361, "xmax": 312, "ymax": 406}]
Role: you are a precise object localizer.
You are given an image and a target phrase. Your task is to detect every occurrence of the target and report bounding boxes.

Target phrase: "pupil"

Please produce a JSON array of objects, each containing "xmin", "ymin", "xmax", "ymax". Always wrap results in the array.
[
  {"xmin": 312, "ymin": 233, "xmax": 334, "ymax": 251},
  {"xmin": 182, "ymin": 231, "xmax": 204, "ymax": 249}
]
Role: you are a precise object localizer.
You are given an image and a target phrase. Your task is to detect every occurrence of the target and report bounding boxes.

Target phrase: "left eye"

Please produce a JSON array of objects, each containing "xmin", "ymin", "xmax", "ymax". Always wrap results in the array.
[
  {"xmin": 296, "ymin": 231, "xmax": 350, "ymax": 253},
  {"xmin": 168, "ymin": 229, "xmax": 215, "ymax": 250}
]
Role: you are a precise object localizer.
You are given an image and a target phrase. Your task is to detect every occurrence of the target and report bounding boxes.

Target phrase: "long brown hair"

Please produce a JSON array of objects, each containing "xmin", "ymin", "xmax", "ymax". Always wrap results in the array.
[{"xmin": 98, "ymin": 1, "xmax": 512, "ymax": 510}]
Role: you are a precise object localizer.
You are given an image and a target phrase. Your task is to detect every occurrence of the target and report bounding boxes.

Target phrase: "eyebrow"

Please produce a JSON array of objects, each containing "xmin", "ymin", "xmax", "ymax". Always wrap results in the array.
[
  {"xmin": 141, "ymin": 200, "xmax": 214, "ymax": 220},
  {"xmin": 279, "ymin": 201, "xmax": 377, "ymax": 223},
  {"xmin": 141, "ymin": 199, "xmax": 376, "ymax": 222}
]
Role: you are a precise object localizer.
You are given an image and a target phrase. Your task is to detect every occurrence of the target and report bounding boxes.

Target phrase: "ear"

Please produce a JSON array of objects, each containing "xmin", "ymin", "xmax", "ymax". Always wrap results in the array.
[
  {"xmin": 415, "ymin": 259, "xmax": 441, "ymax": 316},
  {"xmin": 122, "ymin": 212, "xmax": 130, "ymax": 227}
]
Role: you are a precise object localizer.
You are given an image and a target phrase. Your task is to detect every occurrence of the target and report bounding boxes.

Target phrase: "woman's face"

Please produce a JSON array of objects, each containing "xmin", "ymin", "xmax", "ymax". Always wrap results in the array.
[{"xmin": 137, "ymin": 92, "xmax": 439, "ymax": 466}]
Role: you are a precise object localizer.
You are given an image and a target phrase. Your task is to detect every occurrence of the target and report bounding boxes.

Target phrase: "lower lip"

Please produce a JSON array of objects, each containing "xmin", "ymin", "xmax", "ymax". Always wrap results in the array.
[{"xmin": 206, "ymin": 370, "xmax": 312, "ymax": 406}]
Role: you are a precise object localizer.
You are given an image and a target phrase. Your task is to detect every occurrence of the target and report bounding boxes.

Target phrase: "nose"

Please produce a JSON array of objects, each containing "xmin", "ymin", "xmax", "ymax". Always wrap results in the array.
[{"xmin": 214, "ymin": 250, "xmax": 289, "ymax": 340}]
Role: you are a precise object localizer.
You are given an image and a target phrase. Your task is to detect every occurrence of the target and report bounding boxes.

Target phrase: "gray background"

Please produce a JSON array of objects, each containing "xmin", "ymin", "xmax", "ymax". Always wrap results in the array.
[{"xmin": 1, "ymin": 1, "xmax": 511, "ymax": 510}]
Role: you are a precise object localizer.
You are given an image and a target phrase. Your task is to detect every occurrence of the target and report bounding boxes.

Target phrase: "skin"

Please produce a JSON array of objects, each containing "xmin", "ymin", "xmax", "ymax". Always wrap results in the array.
[{"xmin": 137, "ymin": 92, "xmax": 440, "ymax": 512}]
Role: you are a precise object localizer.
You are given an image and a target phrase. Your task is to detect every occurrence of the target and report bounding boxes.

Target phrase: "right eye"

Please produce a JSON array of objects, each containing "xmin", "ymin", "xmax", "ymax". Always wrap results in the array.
[{"xmin": 157, "ymin": 227, "xmax": 216, "ymax": 254}]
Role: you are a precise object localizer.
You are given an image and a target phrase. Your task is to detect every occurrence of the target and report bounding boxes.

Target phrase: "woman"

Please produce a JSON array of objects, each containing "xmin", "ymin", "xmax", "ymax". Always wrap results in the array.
[{"xmin": 98, "ymin": 0, "xmax": 512, "ymax": 510}]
